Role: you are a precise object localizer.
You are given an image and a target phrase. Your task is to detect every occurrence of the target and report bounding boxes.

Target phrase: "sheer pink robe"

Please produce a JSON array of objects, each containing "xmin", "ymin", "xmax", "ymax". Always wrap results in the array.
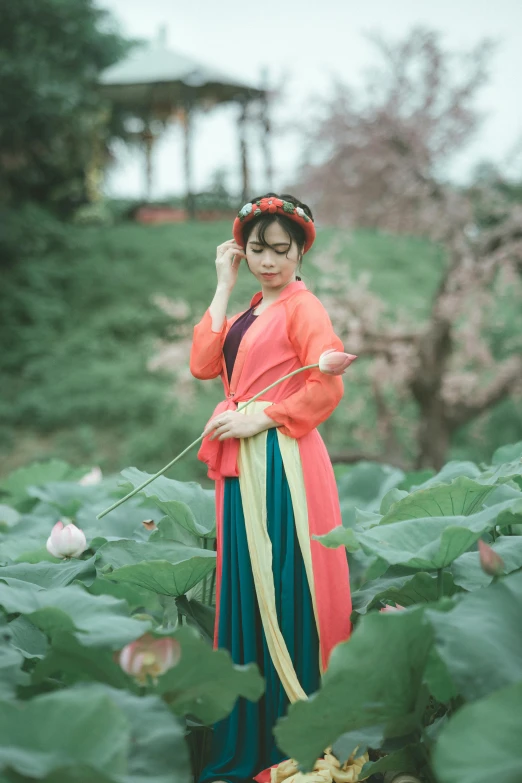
[{"xmin": 189, "ymin": 280, "xmax": 352, "ymax": 675}]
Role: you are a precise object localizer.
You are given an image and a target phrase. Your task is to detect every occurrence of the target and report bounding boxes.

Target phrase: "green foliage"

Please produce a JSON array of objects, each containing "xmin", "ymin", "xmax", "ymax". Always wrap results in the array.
[
  {"xmin": 351, "ymin": 571, "xmax": 458, "ymax": 614},
  {"xmin": 277, "ymin": 441, "xmax": 522, "ymax": 781},
  {"xmin": 0, "ymin": 557, "xmax": 96, "ymax": 589},
  {"xmin": 154, "ymin": 625, "xmax": 264, "ymax": 725},
  {"xmin": 119, "ymin": 469, "xmax": 216, "ymax": 537},
  {"xmin": 2, "ymin": 219, "xmax": 521, "ymax": 484},
  {"xmin": 274, "ymin": 608, "xmax": 433, "ymax": 771},
  {"xmin": 378, "ymin": 477, "xmax": 497, "ymax": 523},
  {"xmin": 95, "ymin": 539, "xmax": 216, "ymax": 596},
  {"xmin": 0, "ymin": 222, "xmax": 234, "ymax": 484},
  {"xmin": 0, "ymin": 203, "xmax": 76, "ymax": 268},
  {"xmin": 432, "ymin": 681, "xmax": 522, "ymax": 783},
  {"xmin": 0, "ymin": 443, "xmax": 521, "ymax": 780},
  {"xmin": 0, "ymin": 459, "xmax": 264, "ymax": 781},
  {"xmin": 0, "ymin": 0, "xmax": 130, "ymax": 214},
  {"xmin": 0, "ymin": 581, "xmax": 151, "ymax": 648},
  {"xmin": 335, "ymin": 461, "xmax": 405, "ymax": 527},
  {"xmin": 451, "ymin": 534, "xmax": 522, "ymax": 589},
  {"xmin": 0, "ymin": 458, "xmax": 88, "ymax": 511},
  {"xmin": 0, "ymin": 685, "xmax": 190, "ymax": 782},
  {"xmin": 0, "ymin": 629, "xmax": 30, "ymax": 698},
  {"xmin": 427, "ymin": 570, "xmax": 522, "ymax": 702},
  {"xmin": 346, "ymin": 497, "xmax": 519, "ymax": 570}
]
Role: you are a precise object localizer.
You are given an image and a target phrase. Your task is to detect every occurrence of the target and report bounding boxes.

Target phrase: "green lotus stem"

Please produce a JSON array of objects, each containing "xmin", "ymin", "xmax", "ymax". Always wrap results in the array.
[
  {"xmin": 437, "ymin": 568, "xmax": 444, "ymax": 600},
  {"xmin": 96, "ymin": 363, "xmax": 319, "ymax": 520},
  {"xmin": 201, "ymin": 537, "xmax": 209, "ymax": 604},
  {"xmin": 161, "ymin": 595, "xmax": 177, "ymax": 629},
  {"xmin": 209, "ymin": 566, "xmax": 216, "ymax": 607}
]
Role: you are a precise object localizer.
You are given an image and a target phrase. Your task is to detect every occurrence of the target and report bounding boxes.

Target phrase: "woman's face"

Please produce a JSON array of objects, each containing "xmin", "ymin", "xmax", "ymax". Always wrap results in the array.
[{"xmin": 245, "ymin": 221, "xmax": 301, "ymax": 293}]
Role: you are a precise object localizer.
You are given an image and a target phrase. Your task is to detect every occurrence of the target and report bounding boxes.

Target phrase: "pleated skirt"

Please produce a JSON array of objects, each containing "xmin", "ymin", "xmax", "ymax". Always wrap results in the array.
[{"xmin": 198, "ymin": 428, "xmax": 321, "ymax": 783}]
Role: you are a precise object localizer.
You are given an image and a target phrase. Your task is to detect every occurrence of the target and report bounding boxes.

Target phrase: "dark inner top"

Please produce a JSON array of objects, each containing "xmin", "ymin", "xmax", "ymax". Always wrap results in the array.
[{"xmin": 223, "ymin": 304, "xmax": 260, "ymax": 384}]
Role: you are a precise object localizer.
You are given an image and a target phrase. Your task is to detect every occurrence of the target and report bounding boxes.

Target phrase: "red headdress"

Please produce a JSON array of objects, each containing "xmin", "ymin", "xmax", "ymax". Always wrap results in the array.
[{"xmin": 233, "ymin": 196, "xmax": 316, "ymax": 253}]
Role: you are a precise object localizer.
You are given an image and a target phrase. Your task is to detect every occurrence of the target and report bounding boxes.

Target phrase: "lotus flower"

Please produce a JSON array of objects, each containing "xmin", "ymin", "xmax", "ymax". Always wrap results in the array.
[
  {"xmin": 46, "ymin": 520, "xmax": 87, "ymax": 558},
  {"xmin": 478, "ymin": 539, "xmax": 504, "ymax": 576},
  {"xmin": 119, "ymin": 634, "xmax": 181, "ymax": 684},
  {"xmin": 78, "ymin": 466, "xmax": 103, "ymax": 485},
  {"xmin": 319, "ymin": 349, "xmax": 358, "ymax": 375},
  {"xmin": 379, "ymin": 603, "xmax": 405, "ymax": 613}
]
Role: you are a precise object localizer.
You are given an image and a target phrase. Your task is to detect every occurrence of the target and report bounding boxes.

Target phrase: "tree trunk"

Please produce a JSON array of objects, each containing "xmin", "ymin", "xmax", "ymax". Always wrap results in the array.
[{"xmin": 415, "ymin": 395, "xmax": 451, "ymax": 470}]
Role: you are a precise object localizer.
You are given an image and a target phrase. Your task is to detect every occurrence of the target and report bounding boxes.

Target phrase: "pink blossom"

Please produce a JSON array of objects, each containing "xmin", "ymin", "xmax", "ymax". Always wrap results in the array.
[
  {"xmin": 379, "ymin": 603, "xmax": 405, "ymax": 613},
  {"xmin": 318, "ymin": 349, "xmax": 358, "ymax": 375},
  {"xmin": 46, "ymin": 521, "xmax": 87, "ymax": 558},
  {"xmin": 119, "ymin": 634, "xmax": 181, "ymax": 683},
  {"xmin": 478, "ymin": 539, "xmax": 504, "ymax": 577}
]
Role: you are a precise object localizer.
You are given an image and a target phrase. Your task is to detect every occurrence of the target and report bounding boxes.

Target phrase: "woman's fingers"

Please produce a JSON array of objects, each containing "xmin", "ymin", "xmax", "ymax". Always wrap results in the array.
[
  {"xmin": 202, "ymin": 420, "xmax": 217, "ymax": 438},
  {"xmin": 203, "ymin": 415, "xmax": 229, "ymax": 438},
  {"xmin": 216, "ymin": 244, "xmax": 246, "ymax": 261},
  {"xmin": 224, "ymin": 245, "xmax": 246, "ymax": 256},
  {"xmin": 203, "ymin": 422, "xmax": 217, "ymax": 436},
  {"xmin": 209, "ymin": 422, "xmax": 230, "ymax": 441},
  {"xmin": 221, "ymin": 238, "xmax": 245, "ymax": 249},
  {"xmin": 218, "ymin": 238, "xmax": 240, "ymax": 250}
]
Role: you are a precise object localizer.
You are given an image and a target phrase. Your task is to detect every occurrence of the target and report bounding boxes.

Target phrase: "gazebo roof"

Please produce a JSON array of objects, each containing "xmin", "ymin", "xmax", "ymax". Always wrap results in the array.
[{"xmin": 99, "ymin": 42, "xmax": 265, "ymax": 110}]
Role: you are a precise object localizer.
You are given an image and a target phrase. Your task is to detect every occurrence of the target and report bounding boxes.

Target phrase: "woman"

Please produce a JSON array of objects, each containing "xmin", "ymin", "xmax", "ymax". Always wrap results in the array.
[{"xmin": 189, "ymin": 193, "xmax": 353, "ymax": 783}]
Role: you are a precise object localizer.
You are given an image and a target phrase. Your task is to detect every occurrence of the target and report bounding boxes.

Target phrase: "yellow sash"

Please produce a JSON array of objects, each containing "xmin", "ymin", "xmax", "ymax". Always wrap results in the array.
[{"xmin": 236, "ymin": 400, "xmax": 322, "ymax": 703}]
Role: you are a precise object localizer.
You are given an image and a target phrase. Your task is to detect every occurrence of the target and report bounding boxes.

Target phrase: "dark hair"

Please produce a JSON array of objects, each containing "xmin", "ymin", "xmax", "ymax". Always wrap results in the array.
[{"xmin": 241, "ymin": 192, "xmax": 313, "ymax": 281}]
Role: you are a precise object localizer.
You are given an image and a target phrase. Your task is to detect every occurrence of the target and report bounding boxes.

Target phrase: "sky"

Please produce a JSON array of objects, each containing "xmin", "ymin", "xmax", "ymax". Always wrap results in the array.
[{"xmin": 96, "ymin": 0, "xmax": 522, "ymax": 201}]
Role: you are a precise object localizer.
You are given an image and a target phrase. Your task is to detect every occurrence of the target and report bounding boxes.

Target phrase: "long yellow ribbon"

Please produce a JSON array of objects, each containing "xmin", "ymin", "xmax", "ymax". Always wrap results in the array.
[{"xmin": 235, "ymin": 401, "xmax": 369, "ymax": 783}]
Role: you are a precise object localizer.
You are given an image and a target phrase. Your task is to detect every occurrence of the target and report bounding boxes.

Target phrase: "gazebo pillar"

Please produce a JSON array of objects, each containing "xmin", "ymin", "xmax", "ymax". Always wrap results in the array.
[
  {"xmin": 238, "ymin": 98, "xmax": 250, "ymax": 203},
  {"xmin": 182, "ymin": 93, "xmax": 196, "ymax": 219},
  {"xmin": 259, "ymin": 67, "xmax": 273, "ymax": 190},
  {"xmin": 141, "ymin": 123, "xmax": 154, "ymax": 202}
]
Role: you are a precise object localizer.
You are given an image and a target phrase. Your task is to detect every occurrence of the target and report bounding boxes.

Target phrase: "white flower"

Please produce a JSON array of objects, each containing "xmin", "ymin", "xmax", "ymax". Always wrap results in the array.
[
  {"xmin": 46, "ymin": 521, "xmax": 87, "ymax": 558},
  {"xmin": 78, "ymin": 466, "xmax": 103, "ymax": 486},
  {"xmin": 296, "ymin": 207, "xmax": 305, "ymax": 217},
  {"xmin": 239, "ymin": 203, "xmax": 253, "ymax": 217}
]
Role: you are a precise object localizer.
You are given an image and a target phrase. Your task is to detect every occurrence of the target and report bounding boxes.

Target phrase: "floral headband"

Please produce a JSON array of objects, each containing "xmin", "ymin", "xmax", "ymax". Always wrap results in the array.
[{"xmin": 232, "ymin": 196, "xmax": 316, "ymax": 253}]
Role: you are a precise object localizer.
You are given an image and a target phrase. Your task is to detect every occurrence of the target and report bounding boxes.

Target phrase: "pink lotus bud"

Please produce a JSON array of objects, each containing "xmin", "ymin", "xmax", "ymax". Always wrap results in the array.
[
  {"xmin": 379, "ymin": 603, "xmax": 405, "ymax": 613},
  {"xmin": 119, "ymin": 634, "xmax": 181, "ymax": 683},
  {"xmin": 142, "ymin": 519, "xmax": 157, "ymax": 531},
  {"xmin": 46, "ymin": 520, "xmax": 87, "ymax": 558},
  {"xmin": 478, "ymin": 539, "xmax": 504, "ymax": 576},
  {"xmin": 78, "ymin": 466, "xmax": 103, "ymax": 486},
  {"xmin": 318, "ymin": 349, "xmax": 358, "ymax": 375}
]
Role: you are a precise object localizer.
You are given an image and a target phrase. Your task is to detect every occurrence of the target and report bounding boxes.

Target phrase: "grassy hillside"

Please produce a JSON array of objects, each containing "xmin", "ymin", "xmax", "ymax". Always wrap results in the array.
[{"xmin": 1, "ymin": 218, "xmax": 518, "ymax": 486}]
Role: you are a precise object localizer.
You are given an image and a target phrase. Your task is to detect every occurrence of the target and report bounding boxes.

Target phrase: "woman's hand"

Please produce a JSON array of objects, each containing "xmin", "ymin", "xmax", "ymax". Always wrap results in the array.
[
  {"xmin": 202, "ymin": 411, "xmax": 273, "ymax": 441},
  {"xmin": 215, "ymin": 239, "xmax": 247, "ymax": 292}
]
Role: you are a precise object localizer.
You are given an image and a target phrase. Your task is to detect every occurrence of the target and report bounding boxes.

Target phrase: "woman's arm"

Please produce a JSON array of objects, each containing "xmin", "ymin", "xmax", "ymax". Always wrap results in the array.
[
  {"xmin": 208, "ymin": 284, "xmax": 231, "ymax": 332},
  {"xmin": 262, "ymin": 294, "xmax": 345, "ymax": 438},
  {"xmin": 190, "ymin": 239, "xmax": 246, "ymax": 380},
  {"xmin": 189, "ymin": 286, "xmax": 231, "ymax": 380}
]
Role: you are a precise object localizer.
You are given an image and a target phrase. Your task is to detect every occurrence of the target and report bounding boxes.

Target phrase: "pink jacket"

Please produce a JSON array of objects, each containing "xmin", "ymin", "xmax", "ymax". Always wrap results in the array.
[
  {"xmin": 190, "ymin": 280, "xmax": 344, "ymax": 479},
  {"xmin": 189, "ymin": 279, "xmax": 352, "ymax": 680}
]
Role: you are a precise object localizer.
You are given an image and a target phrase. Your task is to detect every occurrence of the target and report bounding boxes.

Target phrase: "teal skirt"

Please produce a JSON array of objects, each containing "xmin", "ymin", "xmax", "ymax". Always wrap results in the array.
[{"xmin": 198, "ymin": 428, "xmax": 321, "ymax": 783}]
